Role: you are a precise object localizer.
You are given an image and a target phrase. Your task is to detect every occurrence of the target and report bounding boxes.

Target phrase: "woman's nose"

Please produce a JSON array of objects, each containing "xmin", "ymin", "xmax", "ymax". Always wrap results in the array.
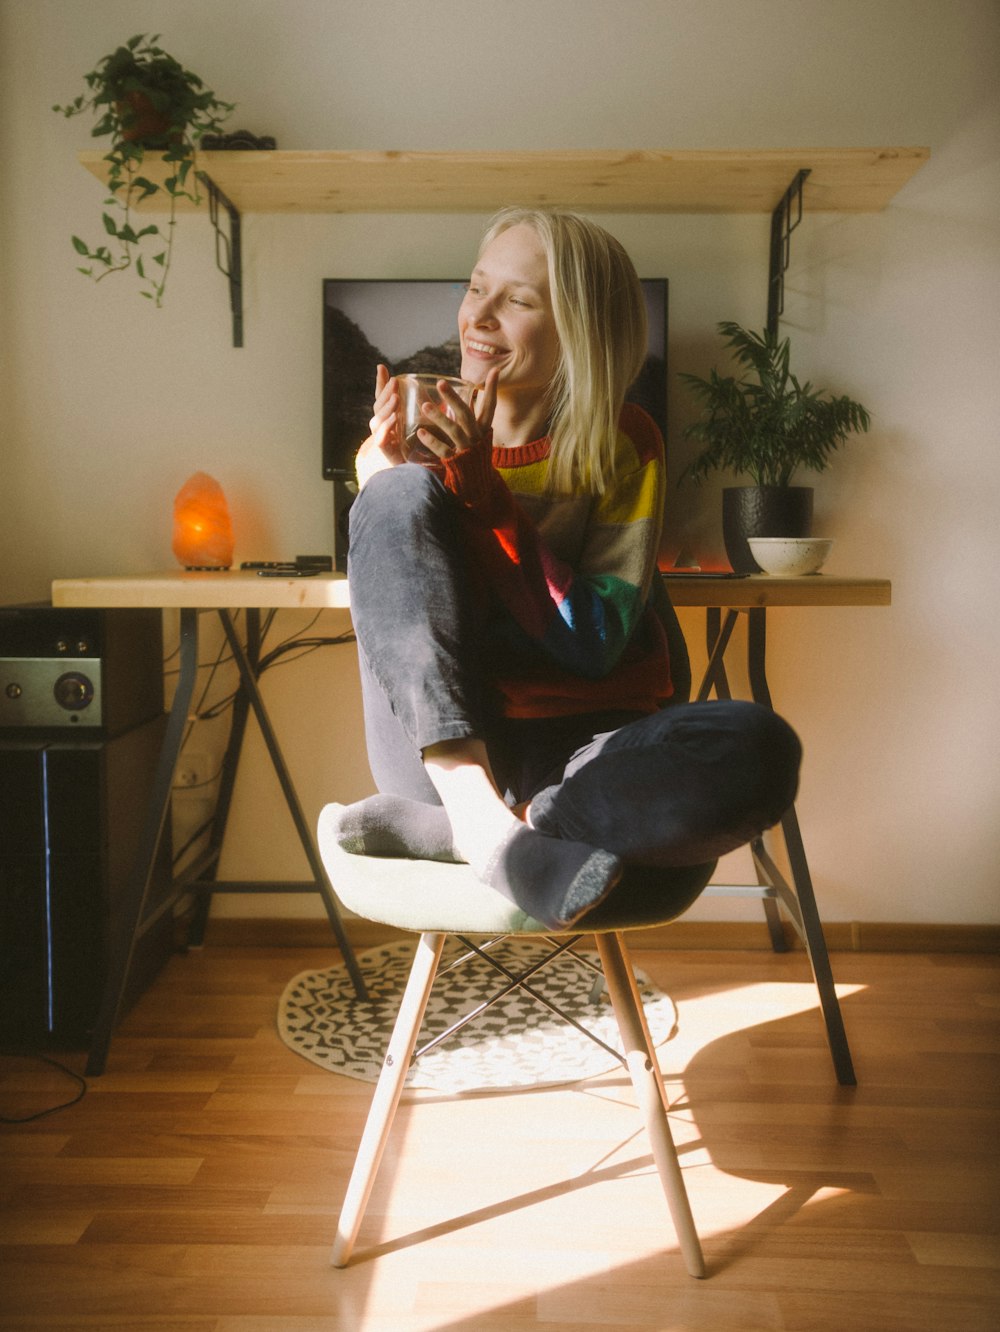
[{"xmin": 468, "ymin": 294, "xmax": 499, "ymax": 326}]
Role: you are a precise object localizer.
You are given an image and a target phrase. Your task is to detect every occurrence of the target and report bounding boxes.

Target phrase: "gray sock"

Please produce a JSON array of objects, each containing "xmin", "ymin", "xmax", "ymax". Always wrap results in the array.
[
  {"xmin": 333, "ymin": 794, "xmax": 462, "ymax": 861},
  {"xmin": 333, "ymin": 796, "xmax": 621, "ymax": 930},
  {"xmin": 480, "ymin": 824, "xmax": 623, "ymax": 930}
]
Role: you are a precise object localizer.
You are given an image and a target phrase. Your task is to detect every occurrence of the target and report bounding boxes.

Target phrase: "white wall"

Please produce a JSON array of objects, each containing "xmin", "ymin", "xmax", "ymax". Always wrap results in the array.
[{"xmin": 2, "ymin": 0, "xmax": 998, "ymax": 925}]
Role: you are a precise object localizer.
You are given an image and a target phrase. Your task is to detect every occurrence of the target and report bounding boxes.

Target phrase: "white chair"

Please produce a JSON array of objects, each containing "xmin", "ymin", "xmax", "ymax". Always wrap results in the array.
[{"xmin": 316, "ymin": 806, "xmax": 715, "ymax": 1278}]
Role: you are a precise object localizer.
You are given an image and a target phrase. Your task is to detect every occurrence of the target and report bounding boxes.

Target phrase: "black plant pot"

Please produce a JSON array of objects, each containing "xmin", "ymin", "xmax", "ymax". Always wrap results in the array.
[{"xmin": 722, "ymin": 486, "xmax": 814, "ymax": 573}]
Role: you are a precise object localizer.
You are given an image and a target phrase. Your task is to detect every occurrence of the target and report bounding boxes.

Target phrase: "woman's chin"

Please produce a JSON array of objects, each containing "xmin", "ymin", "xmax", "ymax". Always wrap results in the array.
[{"xmin": 462, "ymin": 357, "xmax": 502, "ymax": 386}]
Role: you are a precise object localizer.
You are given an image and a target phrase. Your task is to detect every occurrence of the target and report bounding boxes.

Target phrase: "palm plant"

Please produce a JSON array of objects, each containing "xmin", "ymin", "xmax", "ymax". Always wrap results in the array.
[{"xmin": 680, "ymin": 321, "xmax": 871, "ymax": 488}]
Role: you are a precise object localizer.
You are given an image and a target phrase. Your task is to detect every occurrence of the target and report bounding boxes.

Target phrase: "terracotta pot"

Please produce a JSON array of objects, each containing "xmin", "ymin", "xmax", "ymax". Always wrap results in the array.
[
  {"xmin": 115, "ymin": 91, "xmax": 177, "ymax": 145},
  {"xmin": 722, "ymin": 486, "xmax": 813, "ymax": 573}
]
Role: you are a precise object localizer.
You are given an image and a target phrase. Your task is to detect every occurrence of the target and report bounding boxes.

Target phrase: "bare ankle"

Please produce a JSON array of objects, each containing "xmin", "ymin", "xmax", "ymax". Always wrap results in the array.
[{"xmin": 422, "ymin": 742, "xmax": 519, "ymax": 874}]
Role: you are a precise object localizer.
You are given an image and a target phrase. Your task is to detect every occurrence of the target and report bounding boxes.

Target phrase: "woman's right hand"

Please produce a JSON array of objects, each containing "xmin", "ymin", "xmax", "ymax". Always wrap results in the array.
[{"xmin": 355, "ymin": 364, "xmax": 405, "ymax": 490}]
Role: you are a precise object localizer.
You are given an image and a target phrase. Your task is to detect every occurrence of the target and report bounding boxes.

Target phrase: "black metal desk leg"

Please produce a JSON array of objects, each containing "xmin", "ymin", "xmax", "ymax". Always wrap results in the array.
[
  {"xmin": 701, "ymin": 608, "xmax": 784, "ymax": 949},
  {"xmin": 217, "ymin": 611, "xmax": 369, "ymax": 1000},
  {"xmin": 85, "ymin": 608, "xmax": 200, "ymax": 1076},
  {"xmin": 746, "ymin": 608, "xmax": 856, "ymax": 1086},
  {"xmin": 698, "ymin": 607, "xmax": 737, "ymax": 702},
  {"xmin": 737, "ymin": 610, "xmax": 788, "ymax": 951},
  {"xmin": 185, "ymin": 681, "xmax": 249, "ymax": 946},
  {"xmin": 778, "ymin": 805, "xmax": 856, "ymax": 1086},
  {"xmin": 185, "ymin": 615, "xmax": 256, "ymax": 947}
]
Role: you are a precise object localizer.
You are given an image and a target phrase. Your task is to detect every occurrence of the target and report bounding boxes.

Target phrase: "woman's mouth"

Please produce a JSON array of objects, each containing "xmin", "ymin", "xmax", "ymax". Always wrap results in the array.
[{"xmin": 465, "ymin": 339, "xmax": 504, "ymax": 359}]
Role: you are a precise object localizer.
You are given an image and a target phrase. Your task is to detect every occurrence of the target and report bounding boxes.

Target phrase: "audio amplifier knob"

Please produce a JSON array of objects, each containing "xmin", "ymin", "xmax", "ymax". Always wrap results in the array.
[{"xmin": 53, "ymin": 672, "xmax": 95, "ymax": 711}]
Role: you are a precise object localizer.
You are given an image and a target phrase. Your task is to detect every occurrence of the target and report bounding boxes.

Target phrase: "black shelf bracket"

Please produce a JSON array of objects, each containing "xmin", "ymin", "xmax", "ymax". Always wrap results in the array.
[
  {"xmin": 767, "ymin": 168, "xmax": 811, "ymax": 336},
  {"xmin": 198, "ymin": 171, "xmax": 244, "ymax": 347}
]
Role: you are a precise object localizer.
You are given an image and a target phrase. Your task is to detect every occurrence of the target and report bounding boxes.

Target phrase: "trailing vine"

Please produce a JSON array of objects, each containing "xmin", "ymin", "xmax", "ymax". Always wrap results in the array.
[{"xmin": 54, "ymin": 34, "xmax": 234, "ymax": 305}]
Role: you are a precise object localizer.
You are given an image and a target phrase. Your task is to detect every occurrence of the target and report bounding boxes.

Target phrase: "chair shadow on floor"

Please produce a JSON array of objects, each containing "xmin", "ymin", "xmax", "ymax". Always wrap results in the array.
[
  {"xmin": 332, "ymin": 965, "xmax": 1000, "ymax": 1332},
  {"xmin": 343, "ymin": 976, "xmax": 867, "ymax": 1273}
]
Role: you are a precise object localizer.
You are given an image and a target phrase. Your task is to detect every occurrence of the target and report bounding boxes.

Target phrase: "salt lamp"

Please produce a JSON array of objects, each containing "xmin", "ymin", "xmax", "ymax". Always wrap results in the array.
[{"xmin": 171, "ymin": 472, "xmax": 235, "ymax": 569}]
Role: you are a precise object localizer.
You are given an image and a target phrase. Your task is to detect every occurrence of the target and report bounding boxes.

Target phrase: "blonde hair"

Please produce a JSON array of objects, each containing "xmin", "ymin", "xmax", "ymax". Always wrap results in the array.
[{"xmin": 478, "ymin": 207, "xmax": 648, "ymax": 495}]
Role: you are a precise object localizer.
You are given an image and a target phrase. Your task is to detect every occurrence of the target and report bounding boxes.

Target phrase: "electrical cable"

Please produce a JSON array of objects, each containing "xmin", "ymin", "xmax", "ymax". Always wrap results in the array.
[
  {"xmin": 171, "ymin": 811, "xmax": 218, "ymax": 867},
  {"xmin": 168, "ymin": 612, "xmax": 244, "ymax": 867},
  {"xmin": 257, "ymin": 630, "xmax": 356, "ymax": 672},
  {"xmin": 188, "ymin": 627, "xmax": 357, "ymax": 721},
  {"xmin": 183, "ymin": 608, "xmax": 244, "ymax": 739},
  {"xmin": 168, "ymin": 616, "xmax": 355, "ymax": 868},
  {"xmin": 0, "ymin": 1053, "xmax": 87, "ymax": 1122}
]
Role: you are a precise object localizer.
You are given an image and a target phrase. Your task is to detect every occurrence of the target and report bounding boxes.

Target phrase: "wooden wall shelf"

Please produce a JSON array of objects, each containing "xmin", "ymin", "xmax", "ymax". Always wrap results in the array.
[
  {"xmin": 75, "ymin": 145, "xmax": 929, "ymax": 345},
  {"xmin": 78, "ymin": 145, "xmax": 929, "ymax": 215}
]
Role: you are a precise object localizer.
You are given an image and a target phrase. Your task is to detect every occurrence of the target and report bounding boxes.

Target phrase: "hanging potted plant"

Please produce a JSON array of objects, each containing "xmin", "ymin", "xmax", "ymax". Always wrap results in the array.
[
  {"xmin": 680, "ymin": 321, "xmax": 871, "ymax": 572},
  {"xmin": 53, "ymin": 33, "xmax": 234, "ymax": 306}
]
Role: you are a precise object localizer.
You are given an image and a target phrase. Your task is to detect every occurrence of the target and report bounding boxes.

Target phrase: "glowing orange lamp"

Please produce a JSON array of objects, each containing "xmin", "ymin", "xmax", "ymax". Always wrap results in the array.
[{"xmin": 171, "ymin": 472, "xmax": 235, "ymax": 569}]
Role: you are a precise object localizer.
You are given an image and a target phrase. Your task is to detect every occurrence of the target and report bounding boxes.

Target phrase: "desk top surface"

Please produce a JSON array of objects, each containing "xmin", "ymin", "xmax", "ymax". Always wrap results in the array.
[
  {"xmin": 51, "ymin": 570, "xmax": 891, "ymax": 611},
  {"xmin": 664, "ymin": 573, "xmax": 891, "ymax": 608},
  {"xmin": 52, "ymin": 570, "xmax": 354, "ymax": 610}
]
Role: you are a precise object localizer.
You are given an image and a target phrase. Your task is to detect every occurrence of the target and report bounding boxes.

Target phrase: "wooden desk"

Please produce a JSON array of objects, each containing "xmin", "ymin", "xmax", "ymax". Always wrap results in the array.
[
  {"xmin": 664, "ymin": 572, "xmax": 891, "ymax": 610},
  {"xmin": 55, "ymin": 571, "xmax": 890, "ymax": 1084},
  {"xmin": 55, "ymin": 570, "xmax": 889, "ymax": 611},
  {"xmin": 53, "ymin": 569, "xmax": 353, "ymax": 611},
  {"xmin": 52, "ymin": 571, "xmax": 362, "ymax": 1075}
]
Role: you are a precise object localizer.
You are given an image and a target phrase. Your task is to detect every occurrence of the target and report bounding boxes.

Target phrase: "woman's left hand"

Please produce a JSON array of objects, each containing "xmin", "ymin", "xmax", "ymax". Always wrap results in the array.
[{"xmin": 413, "ymin": 368, "xmax": 499, "ymax": 462}]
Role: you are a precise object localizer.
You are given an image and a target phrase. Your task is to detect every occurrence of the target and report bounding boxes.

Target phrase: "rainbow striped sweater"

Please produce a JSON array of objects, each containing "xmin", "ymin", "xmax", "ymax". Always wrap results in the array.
[{"xmin": 437, "ymin": 403, "xmax": 673, "ymax": 719}]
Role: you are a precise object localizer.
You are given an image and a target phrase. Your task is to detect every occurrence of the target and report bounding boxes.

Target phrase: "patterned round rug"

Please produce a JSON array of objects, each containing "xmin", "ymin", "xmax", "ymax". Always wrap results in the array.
[{"xmin": 278, "ymin": 937, "xmax": 678, "ymax": 1094}]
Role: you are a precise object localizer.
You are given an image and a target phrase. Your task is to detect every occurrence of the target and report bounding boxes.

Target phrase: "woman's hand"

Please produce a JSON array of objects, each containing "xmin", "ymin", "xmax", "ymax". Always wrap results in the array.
[
  {"xmin": 410, "ymin": 367, "xmax": 499, "ymax": 462},
  {"xmin": 355, "ymin": 365, "xmax": 499, "ymax": 490},
  {"xmin": 355, "ymin": 365, "xmax": 405, "ymax": 491}
]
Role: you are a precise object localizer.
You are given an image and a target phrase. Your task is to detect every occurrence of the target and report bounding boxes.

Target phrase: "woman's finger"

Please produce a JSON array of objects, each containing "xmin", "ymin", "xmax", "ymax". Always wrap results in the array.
[
  {"xmin": 411, "ymin": 404, "xmax": 462, "ymax": 459},
  {"xmin": 475, "ymin": 367, "xmax": 500, "ymax": 433},
  {"xmin": 432, "ymin": 370, "xmax": 498, "ymax": 452}
]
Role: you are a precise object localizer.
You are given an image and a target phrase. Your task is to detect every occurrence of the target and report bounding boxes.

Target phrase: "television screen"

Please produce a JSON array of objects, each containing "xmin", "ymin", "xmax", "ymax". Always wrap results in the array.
[{"xmin": 322, "ymin": 277, "xmax": 669, "ymax": 480}]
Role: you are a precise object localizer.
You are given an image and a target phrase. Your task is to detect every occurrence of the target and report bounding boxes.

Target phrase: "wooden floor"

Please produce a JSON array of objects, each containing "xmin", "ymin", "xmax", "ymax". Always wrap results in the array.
[{"xmin": 1, "ymin": 943, "xmax": 998, "ymax": 1331}]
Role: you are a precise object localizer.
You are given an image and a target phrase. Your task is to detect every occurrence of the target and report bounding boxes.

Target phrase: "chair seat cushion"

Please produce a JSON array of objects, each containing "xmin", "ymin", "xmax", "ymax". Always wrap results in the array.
[{"xmin": 318, "ymin": 803, "xmax": 715, "ymax": 935}]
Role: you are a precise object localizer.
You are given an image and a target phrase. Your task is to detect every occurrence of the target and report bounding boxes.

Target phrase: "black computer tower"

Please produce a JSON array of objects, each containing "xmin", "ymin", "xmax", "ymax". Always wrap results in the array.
[{"xmin": 0, "ymin": 606, "xmax": 174, "ymax": 1050}]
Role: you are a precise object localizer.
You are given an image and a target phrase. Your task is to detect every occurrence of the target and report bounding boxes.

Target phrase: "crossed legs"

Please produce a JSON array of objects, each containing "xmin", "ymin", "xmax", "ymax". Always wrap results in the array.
[{"xmin": 343, "ymin": 464, "xmax": 800, "ymax": 927}]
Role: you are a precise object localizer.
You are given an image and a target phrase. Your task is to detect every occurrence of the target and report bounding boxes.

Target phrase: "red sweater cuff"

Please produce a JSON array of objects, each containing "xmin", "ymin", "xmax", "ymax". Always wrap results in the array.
[{"xmin": 440, "ymin": 439, "xmax": 497, "ymax": 511}]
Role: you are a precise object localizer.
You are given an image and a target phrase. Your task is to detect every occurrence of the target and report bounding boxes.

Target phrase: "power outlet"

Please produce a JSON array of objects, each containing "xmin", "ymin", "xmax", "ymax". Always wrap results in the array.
[{"xmin": 174, "ymin": 752, "xmax": 210, "ymax": 791}]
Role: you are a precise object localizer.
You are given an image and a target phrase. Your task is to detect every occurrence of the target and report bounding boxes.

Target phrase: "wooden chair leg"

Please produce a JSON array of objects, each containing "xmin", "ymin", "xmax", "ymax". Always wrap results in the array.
[
  {"xmin": 594, "ymin": 932, "xmax": 706, "ymax": 1278},
  {"xmin": 331, "ymin": 931, "xmax": 446, "ymax": 1267}
]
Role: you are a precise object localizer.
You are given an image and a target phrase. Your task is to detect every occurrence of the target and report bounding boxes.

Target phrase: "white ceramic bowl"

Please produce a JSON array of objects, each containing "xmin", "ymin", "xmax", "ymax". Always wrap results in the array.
[{"xmin": 747, "ymin": 537, "xmax": 834, "ymax": 577}]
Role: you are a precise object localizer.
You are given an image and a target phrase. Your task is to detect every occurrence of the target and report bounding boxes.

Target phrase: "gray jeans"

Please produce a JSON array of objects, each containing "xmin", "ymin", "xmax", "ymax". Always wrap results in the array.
[{"xmin": 348, "ymin": 464, "xmax": 801, "ymax": 868}]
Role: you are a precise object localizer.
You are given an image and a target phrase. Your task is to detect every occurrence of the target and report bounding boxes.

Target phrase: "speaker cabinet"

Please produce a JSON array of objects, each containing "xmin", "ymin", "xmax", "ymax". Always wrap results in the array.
[
  {"xmin": 0, "ymin": 606, "xmax": 172, "ymax": 1050},
  {"xmin": 0, "ymin": 720, "xmax": 174, "ymax": 1050},
  {"xmin": 0, "ymin": 605, "xmax": 163, "ymax": 734}
]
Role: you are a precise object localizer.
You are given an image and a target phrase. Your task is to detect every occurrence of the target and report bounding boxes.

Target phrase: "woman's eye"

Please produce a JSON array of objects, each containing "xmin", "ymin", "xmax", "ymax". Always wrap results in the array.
[{"xmin": 464, "ymin": 284, "xmax": 531, "ymax": 308}]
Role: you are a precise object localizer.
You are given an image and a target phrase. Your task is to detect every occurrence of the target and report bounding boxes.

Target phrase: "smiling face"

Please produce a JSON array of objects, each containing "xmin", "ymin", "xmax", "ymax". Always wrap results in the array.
[{"xmin": 458, "ymin": 223, "xmax": 561, "ymax": 405}]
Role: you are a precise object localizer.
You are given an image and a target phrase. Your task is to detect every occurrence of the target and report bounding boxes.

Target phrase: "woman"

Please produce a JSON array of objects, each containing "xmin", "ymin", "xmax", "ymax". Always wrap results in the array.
[{"xmin": 334, "ymin": 207, "xmax": 801, "ymax": 930}]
